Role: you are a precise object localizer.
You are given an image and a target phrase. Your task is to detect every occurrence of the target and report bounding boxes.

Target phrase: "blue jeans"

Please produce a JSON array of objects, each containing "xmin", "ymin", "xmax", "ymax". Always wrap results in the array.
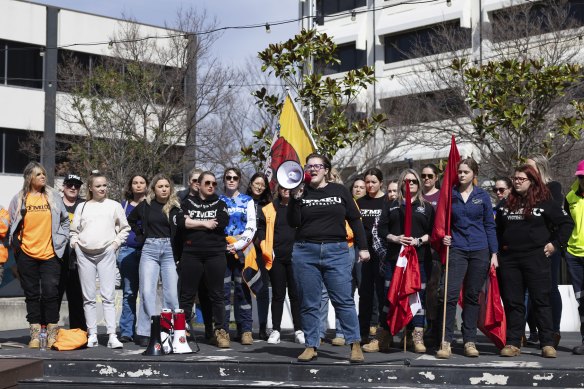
[
  {"xmin": 224, "ymin": 256, "xmax": 253, "ymax": 333},
  {"xmin": 137, "ymin": 238, "xmax": 179, "ymax": 337},
  {"xmin": 293, "ymin": 241, "xmax": 360, "ymax": 348},
  {"xmin": 565, "ymin": 252, "xmax": 584, "ymax": 340},
  {"xmin": 117, "ymin": 246, "xmax": 140, "ymax": 338}
]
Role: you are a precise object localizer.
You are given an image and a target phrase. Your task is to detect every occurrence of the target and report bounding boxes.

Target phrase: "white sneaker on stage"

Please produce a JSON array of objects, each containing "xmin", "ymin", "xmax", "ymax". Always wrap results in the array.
[
  {"xmin": 268, "ymin": 330, "xmax": 281, "ymax": 344},
  {"xmin": 107, "ymin": 334, "xmax": 123, "ymax": 349},
  {"xmin": 87, "ymin": 334, "xmax": 98, "ymax": 348},
  {"xmin": 295, "ymin": 330, "xmax": 305, "ymax": 345}
]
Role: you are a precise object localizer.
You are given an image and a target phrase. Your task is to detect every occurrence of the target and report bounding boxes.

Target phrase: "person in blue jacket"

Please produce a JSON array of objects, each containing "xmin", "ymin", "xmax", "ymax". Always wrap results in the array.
[{"xmin": 436, "ymin": 157, "xmax": 498, "ymax": 359}]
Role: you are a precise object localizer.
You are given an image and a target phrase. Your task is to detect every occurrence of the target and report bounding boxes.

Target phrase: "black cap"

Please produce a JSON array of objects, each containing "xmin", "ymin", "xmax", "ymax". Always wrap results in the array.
[{"xmin": 64, "ymin": 173, "xmax": 83, "ymax": 185}]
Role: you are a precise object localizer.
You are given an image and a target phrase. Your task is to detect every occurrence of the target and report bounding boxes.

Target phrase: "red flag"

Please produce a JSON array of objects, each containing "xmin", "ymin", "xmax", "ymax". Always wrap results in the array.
[
  {"xmin": 431, "ymin": 135, "xmax": 461, "ymax": 264},
  {"xmin": 387, "ymin": 181, "xmax": 422, "ymax": 336},
  {"xmin": 478, "ymin": 266, "xmax": 507, "ymax": 349}
]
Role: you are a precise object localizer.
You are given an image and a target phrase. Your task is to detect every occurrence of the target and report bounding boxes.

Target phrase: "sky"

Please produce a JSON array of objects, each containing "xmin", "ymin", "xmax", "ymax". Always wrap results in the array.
[{"xmin": 32, "ymin": 0, "xmax": 299, "ymax": 68}]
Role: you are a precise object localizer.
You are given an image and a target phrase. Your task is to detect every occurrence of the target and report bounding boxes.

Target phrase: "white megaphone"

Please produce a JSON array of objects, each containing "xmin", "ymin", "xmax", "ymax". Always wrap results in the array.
[
  {"xmin": 172, "ymin": 309, "xmax": 193, "ymax": 354},
  {"xmin": 276, "ymin": 160, "xmax": 311, "ymax": 189}
]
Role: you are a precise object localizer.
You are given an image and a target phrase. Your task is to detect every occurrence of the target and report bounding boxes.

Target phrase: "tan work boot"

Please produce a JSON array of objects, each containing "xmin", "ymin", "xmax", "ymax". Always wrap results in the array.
[
  {"xmin": 362, "ymin": 338, "xmax": 379, "ymax": 353},
  {"xmin": 436, "ymin": 341, "xmax": 451, "ymax": 359},
  {"xmin": 298, "ymin": 347, "xmax": 318, "ymax": 362},
  {"xmin": 412, "ymin": 327, "xmax": 426, "ymax": 353},
  {"xmin": 350, "ymin": 342, "xmax": 364, "ymax": 363},
  {"xmin": 241, "ymin": 331, "xmax": 253, "ymax": 345},
  {"xmin": 29, "ymin": 324, "xmax": 41, "ymax": 348},
  {"xmin": 542, "ymin": 345, "xmax": 557, "ymax": 358},
  {"xmin": 500, "ymin": 345, "xmax": 521, "ymax": 357},
  {"xmin": 464, "ymin": 342, "xmax": 479, "ymax": 357},
  {"xmin": 369, "ymin": 326, "xmax": 377, "ymax": 337},
  {"xmin": 214, "ymin": 329, "xmax": 230, "ymax": 348},
  {"xmin": 331, "ymin": 337, "xmax": 345, "ymax": 346},
  {"xmin": 47, "ymin": 323, "xmax": 60, "ymax": 349}
]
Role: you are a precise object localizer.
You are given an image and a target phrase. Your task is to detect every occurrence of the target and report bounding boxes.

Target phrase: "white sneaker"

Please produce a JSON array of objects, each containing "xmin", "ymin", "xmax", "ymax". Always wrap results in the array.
[
  {"xmin": 87, "ymin": 334, "xmax": 98, "ymax": 348},
  {"xmin": 295, "ymin": 330, "xmax": 305, "ymax": 345},
  {"xmin": 267, "ymin": 330, "xmax": 281, "ymax": 344},
  {"xmin": 107, "ymin": 334, "xmax": 123, "ymax": 349}
]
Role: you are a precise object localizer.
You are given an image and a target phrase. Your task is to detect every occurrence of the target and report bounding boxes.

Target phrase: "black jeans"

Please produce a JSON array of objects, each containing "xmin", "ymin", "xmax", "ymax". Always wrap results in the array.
[
  {"xmin": 17, "ymin": 252, "xmax": 61, "ymax": 324},
  {"xmin": 499, "ymin": 249, "xmax": 554, "ymax": 347},
  {"xmin": 58, "ymin": 246, "xmax": 87, "ymax": 330},
  {"xmin": 179, "ymin": 251, "xmax": 226, "ymax": 330},
  {"xmin": 439, "ymin": 248, "xmax": 489, "ymax": 343},
  {"xmin": 269, "ymin": 259, "xmax": 301, "ymax": 331},
  {"xmin": 358, "ymin": 252, "xmax": 385, "ymax": 336}
]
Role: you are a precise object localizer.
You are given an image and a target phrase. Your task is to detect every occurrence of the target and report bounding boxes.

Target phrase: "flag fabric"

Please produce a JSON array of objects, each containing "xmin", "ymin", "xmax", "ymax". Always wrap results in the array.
[
  {"xmin": 266, "ymin": 94, "xmax": 317, "ymax": 191},
  {"xmin": 431, "ymin": 135, "xmax": 461, "ymax": 264},
  {"xmin": 387, "ymin": 182, "xmax": 422, "ymax": 336},
  {"xmin": 478, "ymin": 265, "xmax": 507, "ymax": 349},
  {"xmin": 226, "ymin": 236, "xmax": 262, "ymax": 297}
]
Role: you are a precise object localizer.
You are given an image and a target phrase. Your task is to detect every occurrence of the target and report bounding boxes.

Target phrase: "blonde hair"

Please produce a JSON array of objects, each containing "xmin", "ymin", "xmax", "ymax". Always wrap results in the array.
[
  {"xmin": 146, "ymin": 173, "xmax": 180, "ymax": 217},
  {"xmin": 22, "ymin": 162, "xmax": 47, "ymax": 195},
  {"xmin": 86, "ymin": 171, "xmax": 107, "ymax": 201},
  {"xmin": 528, "ymin": 154, "xmax": 552, "ymax": 184},
  {"xmin": 327, "ymin": 167, "xmax": 343, "ymax": 184},
  {"xmin": 397, "ymin": 169, "xmax": 426, "ymax": 205}
]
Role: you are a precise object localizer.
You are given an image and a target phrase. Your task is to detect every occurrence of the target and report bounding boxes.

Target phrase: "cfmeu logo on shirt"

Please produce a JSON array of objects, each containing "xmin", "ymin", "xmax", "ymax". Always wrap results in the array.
[
  {"xmin": 303, "ymin": 197, "xmax": 342, "ymax": 207},
  {"xmin": 27, "ymin": 204, "xmax": 50, "ymax": 212}
]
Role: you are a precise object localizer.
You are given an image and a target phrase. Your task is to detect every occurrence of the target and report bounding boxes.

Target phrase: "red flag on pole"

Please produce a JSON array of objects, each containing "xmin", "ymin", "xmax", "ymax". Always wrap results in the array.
[
  {"xmin": 387, "ymin": 180, "xmax": 422, "ymax": 336},
  {"xmin": 478, "ymin": 265, "xmax": 507, "ymax": 349},
  {"xmin": 431, "ymin": 135, "xmax": 461, "ymax": 264}
]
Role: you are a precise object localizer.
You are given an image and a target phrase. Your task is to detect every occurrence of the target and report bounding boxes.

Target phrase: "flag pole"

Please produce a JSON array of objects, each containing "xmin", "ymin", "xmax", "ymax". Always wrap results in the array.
[{"xmin": 440, "ymin": 246, "xmax": 450, "ymax": 346}]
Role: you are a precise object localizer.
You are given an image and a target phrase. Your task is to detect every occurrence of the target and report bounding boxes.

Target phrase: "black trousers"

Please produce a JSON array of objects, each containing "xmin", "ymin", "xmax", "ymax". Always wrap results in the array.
[
  {"xmin": 17, "ymin": 252, "xmax": 61, "ymax": 324},
  {"xmin": 178, "ymin": 251, "xmax": 226, "ymax": 330},
  {"xmin": 358, "ymin": 252, "xmax": 385, "ymax": 336},
  {"xmin": 269, "ymin": 259, "xmax": 301, "ymax": 331},
  {"xmin": 499, "ymin": 249, "xmax": 554, "ymax": 347},
  {"xmin": 58, "ymin": 247, "xmax": 87, "ymax": 330}
]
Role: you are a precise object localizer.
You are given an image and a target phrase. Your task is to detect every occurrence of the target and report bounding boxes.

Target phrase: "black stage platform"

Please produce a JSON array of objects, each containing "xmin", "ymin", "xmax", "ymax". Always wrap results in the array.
[{"xmin": 1, "ymin": 328, "xmax": 584, "ymax": 388}]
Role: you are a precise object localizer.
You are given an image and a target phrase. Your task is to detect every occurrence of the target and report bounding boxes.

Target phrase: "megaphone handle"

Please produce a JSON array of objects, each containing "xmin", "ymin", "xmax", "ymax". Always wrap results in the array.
[{"xmin": 291, "ymin": 183, "xmax": 305, "ymax": 200}]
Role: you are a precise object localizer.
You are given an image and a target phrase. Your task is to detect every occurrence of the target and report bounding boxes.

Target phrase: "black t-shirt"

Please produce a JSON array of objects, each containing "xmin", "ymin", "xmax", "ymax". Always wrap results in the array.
[
  {"xmin": 356, "ymin": 195, "xmax": 386, "ymax": 246},
  {"xmin": 273, "ymin": 201, "xmax": 296, "ymax": 262},
  {"xmin": 179, "ymin": 193, "xmax": 229, "ymax": 253},
  {"xmin": 64, "ymin": 197, "xmax": 84, "ymax": 222},
  {"xmin": 288, "ymin": 182, "xmax": 367, "ymax": 249},
  {"xmin": 146, "ymin": 200, "xmax": 171, "ymax": 238}
]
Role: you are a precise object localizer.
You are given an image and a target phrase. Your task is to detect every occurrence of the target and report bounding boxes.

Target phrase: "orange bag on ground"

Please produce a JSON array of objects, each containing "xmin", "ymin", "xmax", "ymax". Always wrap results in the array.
[{"xmin": 52, "ymin": 328, "xmax": 88, "ymax": 350}]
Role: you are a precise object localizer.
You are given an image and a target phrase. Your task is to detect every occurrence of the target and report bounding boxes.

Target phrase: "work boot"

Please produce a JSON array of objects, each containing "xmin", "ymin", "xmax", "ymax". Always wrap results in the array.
[
  {"xmin": 412, "ymin": 327, "xmax": 426, "ymax": 353},
  {"xmin": 369, "ymin": 326, "xmax": 377, "ymax": 337},
  {"xmin": 350, "ymin": 342, "xmax": 364, "ymax": 363},
  {"xmin": 297, "ymin": 347, "xmax": 318, "ymax": 362},
  {"xmin": 362, "ymin": 338, "xmax": 379, "ymax": 353},
  {"xmin": 47, "ymin": 323, "xmax": 60, "ymax": 349},
  {"xmin": 378, "ymin": 329, "xmax": 392, "ymax": 352},
  {"xmin": 214, "ymin": 328, "xmax": 230, "ymax": 348},
  {"xmin": 542, "ymin": 345, "xmax": 557, "ymax": 358},
  {"xmin": 436, "ymin": 341, "xmax": 451, "ymax": 359},
  {"xmin": 331, "ymin": 337, "xmax": 345, "ymax": 346},
  {"xmin": 552, "ymin": 332, "xmax": 561, "ymax": 348},
  {"xmin": 572, "ymin": 342, "xmax": 584, "ymax": 355},
  {"xmin": 500, "ymin": 345, "xmax": 521, "ymax": 357},
  {"xmin": 29, "ymin": 324, "xmax": 41, "ymax": 349},
  {"xmin": 464, "ymin": 342, "xmax": 479, "ymax": 357},
  {"xmin": 241, "ymin": 331, "xmax": 253, "ymax": 345}
]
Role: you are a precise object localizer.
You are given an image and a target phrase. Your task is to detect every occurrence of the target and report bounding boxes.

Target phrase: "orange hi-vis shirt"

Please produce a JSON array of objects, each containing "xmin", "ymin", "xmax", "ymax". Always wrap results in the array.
[{"xmin": 21, "ymin": 193, "xmax": 55, "ymax": 260}]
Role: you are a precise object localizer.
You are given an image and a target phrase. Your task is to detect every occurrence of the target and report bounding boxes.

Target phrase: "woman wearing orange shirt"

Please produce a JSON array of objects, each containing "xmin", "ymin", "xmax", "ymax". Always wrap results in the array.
[{"xmin": 8, "ymin": 162, "xmax": 70, "ymax": 348}]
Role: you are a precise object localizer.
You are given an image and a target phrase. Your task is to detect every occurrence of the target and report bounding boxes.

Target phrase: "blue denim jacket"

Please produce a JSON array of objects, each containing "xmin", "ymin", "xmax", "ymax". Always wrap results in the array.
[{"xmin": 450, "ymin": 186, "xmax": 498, "ymax": 254}]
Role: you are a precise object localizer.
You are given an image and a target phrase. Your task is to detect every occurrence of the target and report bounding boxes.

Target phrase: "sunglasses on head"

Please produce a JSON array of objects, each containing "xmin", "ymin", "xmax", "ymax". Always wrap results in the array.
[
  {"xmin": 493, "ymin": 187, "xmax": 507, "ymax": 194},
  {"xmin": 65, "ymin": 182, "xmax": 81, "ymax": 189},
  {"xmin": 225, "ymin": 175, "xmax": 239, "ymax": 182},
  {"xmin": 203, "ymin": 180, "xmax": 218, "ymax": 187},
  {"xmin": 421, "ymin": 174, "xmax": 434, "ymax": 179}
]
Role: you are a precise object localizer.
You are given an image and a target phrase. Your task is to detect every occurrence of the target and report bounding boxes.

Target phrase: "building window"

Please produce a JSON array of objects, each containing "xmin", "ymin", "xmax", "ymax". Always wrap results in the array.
[
  {"xmin": 0, "ymin": 39, "xmax": 43, "ymax": 89},
  {"xmin": 0, "ymin": 128, "xmax": 40, "ymax": 174},
  {"xmin": 316, "ymin": 0, "xmax": 366, "ymax": 17},
  {"xmin": 319, "ymin": 42, "xmax": 366, "ymax": 75},
  {"xmin": 384, "ymin": 21, "xmax": 471, "ymax": 64}
]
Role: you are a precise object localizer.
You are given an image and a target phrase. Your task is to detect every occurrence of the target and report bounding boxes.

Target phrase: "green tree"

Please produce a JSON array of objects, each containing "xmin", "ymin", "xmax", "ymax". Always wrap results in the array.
[
  {"xmin": 241, "ymin": 29, "xmax": 386, "ymax": 168},
  {"xmin": 457, "ymin": 57, "xmax": 583, "ymax": 172}
]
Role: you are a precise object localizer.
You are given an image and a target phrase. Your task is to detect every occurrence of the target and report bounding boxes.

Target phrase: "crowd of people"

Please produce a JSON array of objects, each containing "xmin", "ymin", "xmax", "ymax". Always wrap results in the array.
[{"xmin": 2, "ymin": 155, "xmax": 584, "ymax": 363}]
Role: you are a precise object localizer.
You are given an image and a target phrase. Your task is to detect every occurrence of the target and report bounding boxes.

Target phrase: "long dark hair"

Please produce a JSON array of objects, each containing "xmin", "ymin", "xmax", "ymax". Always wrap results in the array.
[
  {"xmin": 124, "ymin": 174, "xmax": 149, "ymax": 201},
  {"xmin": 506, "ymin": 165, "xmax": 551, "ymax": 216},
  {"xmin": 246, "ymin": 172, "xmax": 272, "ymax": 206}
]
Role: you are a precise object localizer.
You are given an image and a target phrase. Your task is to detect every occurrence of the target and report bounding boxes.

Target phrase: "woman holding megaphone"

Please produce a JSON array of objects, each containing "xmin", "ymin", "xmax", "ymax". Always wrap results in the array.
[{"xmin": 288, "ymin": 152, "xmax": 370, "ymax": 363}]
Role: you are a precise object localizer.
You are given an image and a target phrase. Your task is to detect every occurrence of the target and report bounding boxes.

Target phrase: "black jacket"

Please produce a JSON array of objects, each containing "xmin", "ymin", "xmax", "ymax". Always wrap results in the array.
[{"xmin": 127, "ymin": 200, "xmax": 183, "ymax": 261}]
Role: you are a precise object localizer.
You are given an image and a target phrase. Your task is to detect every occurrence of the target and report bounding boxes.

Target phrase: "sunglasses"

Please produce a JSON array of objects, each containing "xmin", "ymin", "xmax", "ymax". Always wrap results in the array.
[
  {"xmin": 65, "ymin": 182, "xmax": 81, "ymax": 189},
  {"xmin": 493, "ymin": 187, "xmax": 507, "ymax": 194},
  {"xmin": 405, "ymin": 179, "xmax": 419, "ymax": 185},
  {"xmin": 512, "ymin": 176, "xmax": 529, "ymax": 183},
  {"xmin": 191, "ymin": 177, "xmax": 199, "ymax": 183},
  {"xmin": 421, "ymin": 174, "xmax": 434, "ymax": 179},
  {"xmin": 203, "ymin": 180, "xmax": 218, "ymax": 187},
  {"xmin": 225, "ymin": 175, "xmax": 239, "ymax": 182}
]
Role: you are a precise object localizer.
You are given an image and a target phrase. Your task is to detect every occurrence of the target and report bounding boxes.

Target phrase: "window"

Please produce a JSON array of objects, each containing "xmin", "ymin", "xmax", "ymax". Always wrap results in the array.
[
  {"xmin": 384, "ymin": 22, "xmax": 471, "ymax": 64},
  {"xmin": 380, "ymin": 89, "xmax": 466, "ymax": 126},
  {"xmin": 316, "ymin": 0, "xmax": 366, "ymax": 17},
  {"xmin": 319, "ymin": 42, "xmax": 366, "ymax": 74},
  {"xmin": 0, "ymin": 128, "xmax": 40, "ymax": 174},
  {"xmin": 0, "ymin": 39, "xmax": 43, "ymax": 89}
]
